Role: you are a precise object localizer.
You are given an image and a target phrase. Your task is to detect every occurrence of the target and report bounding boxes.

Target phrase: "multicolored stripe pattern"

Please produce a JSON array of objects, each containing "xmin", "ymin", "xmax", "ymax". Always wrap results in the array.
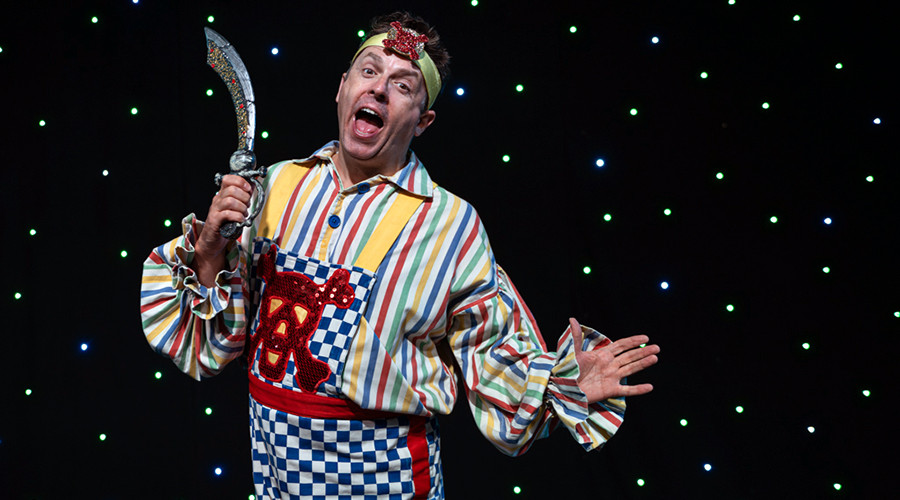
[{"xmin": 140, "ymin": 141, "xmax": 625, "ymax": 455}]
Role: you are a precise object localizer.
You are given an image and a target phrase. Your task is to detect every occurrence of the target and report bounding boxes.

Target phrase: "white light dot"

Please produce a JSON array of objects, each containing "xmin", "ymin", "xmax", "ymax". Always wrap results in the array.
[
  {"xmin": 726, "ymin": 304, "xmax": 734, "ymax": 312},
  {"xmin": 102, "ymin": 170, "xmax": 109, "ymax": 176},
  {"xmin": 456, "ymin": 87, "xmax": 465, "ymax": 96},
  {"xmin": 214, "ymin": 467, "xmax": 223, "ymax": 476},
  {"xmin": 80, "ymin": 343, "xmax": 88, "ymax": 351},
  {"xmin": 703, "ymin": 463, "xmax": 712, "ymax": 472},
  {"xmin": 823, "ymin": 217, "xmax": 832, "ymax": 225},
  {"xmin": 660, "ymin": 281, "xmax": 669, "ymax": 290},
  {"xmin": 595, "ymin": 158, "xmax": 605, "ymax": 167},
  {"xmin": 807, "ymin": 426, "xmax": 815, "ymax": 433},
  {"xmin": 873, "ymin": 117, "xmax": 881, "ymax": 124},
  {"xmin": 651, "ymin": 36, "xmax": 660, "ymax": 44},
  {"xmin": 271, "ymin": 47, "xmax": 279, "ymax": 55}
]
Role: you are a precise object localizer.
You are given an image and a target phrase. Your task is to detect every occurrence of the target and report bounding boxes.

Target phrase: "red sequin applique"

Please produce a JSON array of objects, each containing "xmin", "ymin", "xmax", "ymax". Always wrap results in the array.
[
  {"xmin": 249, "ymin": 247, "xmax": 355, "ymax": 392},
  {"xmin": 383, "ymin": 21, "xmax": 428, "ymax": 61}
]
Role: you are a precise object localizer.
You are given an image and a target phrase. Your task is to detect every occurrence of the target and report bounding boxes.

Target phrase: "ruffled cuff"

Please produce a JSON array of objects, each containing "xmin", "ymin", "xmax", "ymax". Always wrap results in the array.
[
  {"xmin": 546, "ymin": 324, "xmax": 626, "ymax": 451},
  {"xmin": 171, "ymin": 214, "xmax": 240, "ymax": 320}
]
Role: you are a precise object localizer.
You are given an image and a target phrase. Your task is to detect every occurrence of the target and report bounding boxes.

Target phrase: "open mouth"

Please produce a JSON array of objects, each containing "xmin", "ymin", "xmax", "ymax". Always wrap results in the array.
[{"xmin": 354, "ymin": 107, "xmax": 384, "ymax": 136}]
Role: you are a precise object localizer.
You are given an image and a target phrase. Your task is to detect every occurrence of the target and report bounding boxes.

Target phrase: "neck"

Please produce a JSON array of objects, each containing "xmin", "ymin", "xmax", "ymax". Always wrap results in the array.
[{"xmin": 332, "ymin": 146, "xmax": 406, "ymax": 187}]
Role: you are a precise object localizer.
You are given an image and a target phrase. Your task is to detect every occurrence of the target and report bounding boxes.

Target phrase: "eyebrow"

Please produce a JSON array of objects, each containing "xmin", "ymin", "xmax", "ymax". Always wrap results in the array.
[{"xmin": 359, "ymin": 51, "xmax": 423, "ymax": 82}]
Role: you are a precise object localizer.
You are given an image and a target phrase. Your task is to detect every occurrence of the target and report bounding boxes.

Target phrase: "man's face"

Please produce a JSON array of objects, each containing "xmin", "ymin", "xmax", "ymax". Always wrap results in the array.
[{"xmin": 335, "ymin": 47, "xmax": 435, "ymax": 172}]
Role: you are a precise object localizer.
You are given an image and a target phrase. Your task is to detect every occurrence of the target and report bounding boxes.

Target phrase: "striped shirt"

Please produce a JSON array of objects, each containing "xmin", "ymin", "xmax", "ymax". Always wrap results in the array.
[{"xmin": 141, "ymin": 142, "xmax": 625, "ymax": 455}]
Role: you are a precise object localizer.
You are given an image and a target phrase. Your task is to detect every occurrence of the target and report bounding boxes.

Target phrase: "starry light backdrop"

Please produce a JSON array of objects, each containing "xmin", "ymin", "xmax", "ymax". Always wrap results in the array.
[{"xmin": 1, "ymin": 1, "xmax": 896, "ymax": 498}]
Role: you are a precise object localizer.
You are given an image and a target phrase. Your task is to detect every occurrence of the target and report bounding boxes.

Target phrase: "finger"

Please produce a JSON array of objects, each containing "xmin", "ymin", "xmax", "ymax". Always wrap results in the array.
[
  {"xmin": 608, "ymin": 334, "xmax": 651, "ymax": 356},
  {"xmin": 218, "ymin": 184, "xmax": 253, "ymax": 205},
  {"xmin": 617, "ymin": 383, "xmax": 654, "ymax": 397},
  {"xmin": 569, "ymin": 317, "xmax": 583, "ymax": 354},
  {"xmin": 221, "ymin": 174, "xmax": 253, "ymax": 193},
  {"xmin": 615, "ymin": 343, "xmax": 660, "ymax": 366},
  {"xmin": 618, "ymin": 352, "xmax": 659, "ymax": 378}
]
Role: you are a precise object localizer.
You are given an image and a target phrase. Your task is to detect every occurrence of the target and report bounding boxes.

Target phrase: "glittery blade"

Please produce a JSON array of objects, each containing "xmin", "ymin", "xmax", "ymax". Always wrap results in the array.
[{"xmin": 204, "ymin": 28, "xmax": 256, "ymax": 152}]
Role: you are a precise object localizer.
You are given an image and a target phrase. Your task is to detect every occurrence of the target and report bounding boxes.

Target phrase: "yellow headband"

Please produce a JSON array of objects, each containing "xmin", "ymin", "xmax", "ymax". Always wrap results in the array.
[{"xmin": 351, "ymin": 27, "xmax": 442, "ymax": 110}]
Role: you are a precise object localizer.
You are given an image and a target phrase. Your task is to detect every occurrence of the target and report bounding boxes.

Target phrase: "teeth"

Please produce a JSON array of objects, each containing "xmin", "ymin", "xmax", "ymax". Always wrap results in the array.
[{"xmin": 360, "ymin": 108, "xmax": 379, "ymax": 118}]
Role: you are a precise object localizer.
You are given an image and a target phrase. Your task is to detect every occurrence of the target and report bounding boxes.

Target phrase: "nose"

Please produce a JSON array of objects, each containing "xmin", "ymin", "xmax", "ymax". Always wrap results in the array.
[{"xmin": 368, "ymin": 75, "xmax": 389, "ymax": 102}]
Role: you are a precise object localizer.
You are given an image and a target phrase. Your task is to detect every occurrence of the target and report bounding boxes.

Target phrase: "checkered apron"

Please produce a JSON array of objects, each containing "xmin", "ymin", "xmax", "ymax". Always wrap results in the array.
[{"xmin": 245, "ymin": 238, "xmax": 441, "ymax": 499}]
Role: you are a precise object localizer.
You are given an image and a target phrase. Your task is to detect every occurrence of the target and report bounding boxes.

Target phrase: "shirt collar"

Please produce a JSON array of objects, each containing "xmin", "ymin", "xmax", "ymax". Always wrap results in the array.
[{"xmin": 296, "ymin": 141, "xmax": 435, "ymax": 198}]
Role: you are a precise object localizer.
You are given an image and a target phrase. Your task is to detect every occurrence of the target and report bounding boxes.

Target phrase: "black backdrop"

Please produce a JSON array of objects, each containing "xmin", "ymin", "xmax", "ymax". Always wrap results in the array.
[{"xmin": 2, "ymin": 1, "xmax": 897, "ymax": 498}]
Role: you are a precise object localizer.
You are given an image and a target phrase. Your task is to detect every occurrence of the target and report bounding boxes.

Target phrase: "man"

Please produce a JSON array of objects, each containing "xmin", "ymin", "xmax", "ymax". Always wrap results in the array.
[{"xmin": 141, "ymin": 12, "xmax": 659, "ymax": 499}]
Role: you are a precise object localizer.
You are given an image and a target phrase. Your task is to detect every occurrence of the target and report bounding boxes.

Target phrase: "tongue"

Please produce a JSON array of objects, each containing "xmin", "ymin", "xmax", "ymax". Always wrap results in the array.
[{"xmin": 355, "ymin": 116, "xmax": 381, "ymax": 136}]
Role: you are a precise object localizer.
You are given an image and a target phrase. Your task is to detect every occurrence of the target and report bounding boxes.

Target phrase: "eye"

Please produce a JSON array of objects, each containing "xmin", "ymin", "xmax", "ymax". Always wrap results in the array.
[
  {"xmin": 362, "ymin": 67, "xmax": 375, "ymax": 76},
  {"xmin": 396, "ymin": 81, "xmax": 410, "ymax": 93}
]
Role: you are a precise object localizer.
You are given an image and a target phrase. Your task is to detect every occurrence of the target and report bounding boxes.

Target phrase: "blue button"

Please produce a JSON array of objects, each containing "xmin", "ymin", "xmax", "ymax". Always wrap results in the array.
[
  {"xmin": 328, "ymin": 214, "xmax": 341, "ymax": 228},
  {"xmin": 357, "ymin": 183, "xmax": 370, "ymax": 194}
]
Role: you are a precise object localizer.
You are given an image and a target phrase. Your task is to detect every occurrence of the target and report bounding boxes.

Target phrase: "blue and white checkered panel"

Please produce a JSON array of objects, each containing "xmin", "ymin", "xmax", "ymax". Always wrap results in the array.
[
  {"xmin": 247, "ymin": 238, "xmax": 377, "ymax": 397},
  {"xmin": 249, "ymin": 396, "xmax": 438, "ymax": 500}
]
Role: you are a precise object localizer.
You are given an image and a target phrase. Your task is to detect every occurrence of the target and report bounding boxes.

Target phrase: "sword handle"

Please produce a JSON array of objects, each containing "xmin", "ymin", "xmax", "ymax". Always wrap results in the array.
[{"xmin": 216, "ymin": 150, "xmax": 266, "ymax": 240}]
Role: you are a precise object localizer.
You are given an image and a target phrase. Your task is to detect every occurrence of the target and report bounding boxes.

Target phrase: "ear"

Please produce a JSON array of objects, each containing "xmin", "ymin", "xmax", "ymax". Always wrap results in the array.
[
  {"xmin": 336, "ymin": 73, "xmax": 347, "ymax": 103},
  {"xmin": 414, "ymin": 110, "xmax": 436, "ymax": 137}
]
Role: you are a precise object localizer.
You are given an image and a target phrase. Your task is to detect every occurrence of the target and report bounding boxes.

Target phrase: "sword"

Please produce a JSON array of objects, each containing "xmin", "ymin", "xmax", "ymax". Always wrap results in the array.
[{"xmin": 205, "ymin": 27, "xmax": 267, "ymax": 239}]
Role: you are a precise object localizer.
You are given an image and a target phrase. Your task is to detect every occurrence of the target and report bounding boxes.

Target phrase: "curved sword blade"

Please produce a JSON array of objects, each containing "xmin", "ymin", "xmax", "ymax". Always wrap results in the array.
[{"xmin": 205, "ymin": 27, "xmax": 256, "ymax": 151}]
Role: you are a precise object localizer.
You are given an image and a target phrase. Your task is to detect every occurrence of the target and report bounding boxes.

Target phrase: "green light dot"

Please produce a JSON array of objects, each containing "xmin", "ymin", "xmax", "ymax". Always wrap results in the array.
[
  {"xmin": 154, "ymin": 371, "xmax": 162, "ymax": 380},
  {"xmin": 735, "ymin": 405, "xmax": 744, "ymax": 413},
  {"xmin": 835, "ymin": 62, "xmax": 843, "ymax": 70},
  {"xmin": 120, "ymin": 250, "xmax": 128, "ymax": 258},
  {"xmin": 603, "ymin": 213, "xmax": 612, "ymax": 222},
  {"xmin": 91, "ymin": 16, "xmax": 99, "ymax": 24},
  {"xmin": 249, "ymin": 496, "xmax": 256, "ymax": 500},
  {"xmin": 206, "ymin": 89, "xmax": 213, "ymax": 96},
  {"xmin": 29, "ymin": 228, "xmax": 37, "ymax": 236},
  {"xmin": 583, "ymin": 266, "xmax": 592, "ymax": 275},
  {"xmin": 205, "ymin": 407, "xmax": 213, "ymax": 416},
  {"xmin": 502, "ymin": 154, "xmax": 510, "ymax": 163},
  {"xmin": 207, "ymin": 15, "xmax": 215, "ymax": 23},
  {"xmin": 261, "ymin": 131, "xmax": 269, "ymax": 139},
  {"xmin": 357, "ymin": 30, "xmax": 366, "ymax": 38},
  {"xmin": 833, "ymin": 483, "xmax": 842, "ymax": 491},
  {"xmin": 865, "ymin": 175, "xmax": 874, "ymax": 182},
  {"xmin": 894, "ymin": 311, "xmax": 900, "ymax": 318},
  {"xmin": 569, "ymin": 26, "xmax": 577, "ymax": 33},
  {"xmin": 726, "ymin": 304, "xmax": 734, "ymax": 312},
  {"xmin": 700, "ymin": 71, "xmax": 709, "ymax": 79},
  {"xmin": 0, "ymin": 46, "xmax": 3, "ymax": 54},
  {"xmin": 762, "ymin": 102, "xmax": 770, "ymax": 109},
  {"xmin": 515, "ymin": 84, "xmax": 524, "ymax": 92},
  {"xmin": 14, "ymin": 292, "xmax": 22, "ymax": 300},
  {"xmin": 728, "ymin": 0, "xmax": 736, "ymax": 4},
  {"xmin": 770, "ymin": 216, "xmax": 778, "ymax": 223},
  {"xmin": 513, "ymin": 486, "xmax": 521, "ymax": 494},
  {"xmin": 39, "ymin": 120, "xmax": 46, "ymax": 127},
  {"xmin": 862, "ymin": 389, "xmax": 871, "ymax": 397},
  {"xmin": 680, "ymin": 418, "xmax": 688, "ymax": 427},
  {"xmin": 99, "ymin": 433, "xmax": 107, "ymax": 441},
  {"xmin": 629, "ymin": 108, "xmax": 638, "ymax": 116},
  {"xmin": 793, "ymin": 14, "xmax": 801, "ymax": 22},
  {"xmin": 25, "ymin": 388, "xmax": 32, "ymax": 396},
  {"xmin": 164, "ymin": 219, "xmax": 172, "ymax": 227},
  {"xmin": 822, "ymin": 266, "xmax": 830, "ymax": 274},
  {"xmin": 716, "ymin": 172, "xmax": 724, "ymax": 180},
  {"xmin": 663, "ymin": 208, "xmax": 672, "ymax": 216},
  {"xmin": 637, "ymin": 478, "xmax": 646, "ymax": 487},
  {"xmin": 471, "ymin": 0, "xmax": 479, "ymax": 6},
  {"xmin": 131, "ymin": 107, "xmax": 139, "ymax": 115},
  {"xmin": 802, "ymin": 342, "xmax": 810, "ymax": 350}
]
